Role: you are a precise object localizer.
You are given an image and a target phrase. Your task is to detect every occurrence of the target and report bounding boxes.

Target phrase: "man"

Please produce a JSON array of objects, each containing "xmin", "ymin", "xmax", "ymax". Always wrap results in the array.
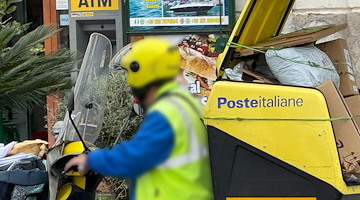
[{"xmin": 64, "ymin": 38, "xmax": 213, "ymax": 200}]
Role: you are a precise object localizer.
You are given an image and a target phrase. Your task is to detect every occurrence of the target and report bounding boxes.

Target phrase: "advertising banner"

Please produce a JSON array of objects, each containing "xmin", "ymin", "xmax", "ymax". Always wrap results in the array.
[
  {"xmin": 131, "ymin": 34, "xmax": 223, "ymax": 105},
  {"xmin": 129, "ymin": 0, "xmax": 229, "ymax": 29}
]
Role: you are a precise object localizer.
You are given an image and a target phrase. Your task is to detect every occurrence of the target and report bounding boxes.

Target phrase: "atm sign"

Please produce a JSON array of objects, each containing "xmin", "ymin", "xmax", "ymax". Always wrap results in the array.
[{"xmin": 71, "ymin": 0, "xmax": 119, "ymax": 11}]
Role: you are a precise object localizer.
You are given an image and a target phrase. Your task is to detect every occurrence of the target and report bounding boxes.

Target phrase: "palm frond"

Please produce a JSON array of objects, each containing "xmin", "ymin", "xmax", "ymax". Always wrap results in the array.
[
  {"xmin": 0, "ymin": 0, "xmax": 81, "ymax": 110},
  {"xmin": 0, "ymin": 48, "xmax": 81, "ymax": 110},
  {"xmin": 0, "ymin": 21, "xmax": 27, "ymax": 50},
  {"xmin": 1, "ymin": 25, "xmax": 59, "ymax": 66}
]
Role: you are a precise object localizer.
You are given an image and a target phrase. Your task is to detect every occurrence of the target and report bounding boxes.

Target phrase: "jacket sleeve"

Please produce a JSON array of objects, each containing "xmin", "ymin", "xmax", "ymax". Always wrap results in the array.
[{"xmin": 86, "ymin": 111, "xmax": 174, "ymax": 179}]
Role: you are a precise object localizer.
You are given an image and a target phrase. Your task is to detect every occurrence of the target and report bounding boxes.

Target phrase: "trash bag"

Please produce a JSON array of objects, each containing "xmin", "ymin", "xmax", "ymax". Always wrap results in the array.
[
  {"xmin": 265, "ymin": 46, "xmax": 340, "ymax": 88},
  {"xmin": 7, "ymin": 140, "xmax": 48, "ymax": 157},
  {"xmin": 0, "ymin": 169, "xmax": 48, "ymax": 200},
  {"xmin": 222, "ymin": 61, "xmax": 245, "ymax": 81},
  {"xmin": 0, "ymin": 142, "xmax": 17, "ymax": 159},
  {"xmin": 254, "ymin": 54, "xmax": 277, "ymax": 80}
]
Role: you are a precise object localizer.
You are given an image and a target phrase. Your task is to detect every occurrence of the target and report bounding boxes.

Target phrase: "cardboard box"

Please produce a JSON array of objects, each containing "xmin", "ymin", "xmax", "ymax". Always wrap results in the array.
[
  {"xmin": 236, "ymin": 24, "xmax": 347, "ymax": 57},
  {"xmin": 240, "ymin": 68, "xmax": 274, "ymax": 84},
  {"xmin": 345, "ymin": 95, "xmax": 360, "ymax": 129},
  {"xmin": 316, "ymin": 81, "xmax": 360, "ymax": 158},
  {"xmin": 317, "ymin": 39, "xmax": 359, "ymax": 97}
]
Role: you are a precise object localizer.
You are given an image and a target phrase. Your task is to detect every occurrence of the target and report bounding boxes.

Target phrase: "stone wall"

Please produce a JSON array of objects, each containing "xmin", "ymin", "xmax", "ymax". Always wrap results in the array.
[{"xmin": 234, "ymin": 0, "xmax": 360, "ymax": 86}]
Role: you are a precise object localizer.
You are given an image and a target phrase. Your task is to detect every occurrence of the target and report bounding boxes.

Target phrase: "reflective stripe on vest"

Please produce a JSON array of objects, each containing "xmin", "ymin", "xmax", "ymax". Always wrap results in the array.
[{"xmin": 158, "ymin": 97, "xmax": 208, "ymax": 169}]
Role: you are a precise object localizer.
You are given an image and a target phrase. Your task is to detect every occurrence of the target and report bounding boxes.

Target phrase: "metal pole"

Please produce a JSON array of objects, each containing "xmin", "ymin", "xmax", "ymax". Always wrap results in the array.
[
  {"xmin": 113, "ymin": 115, "xmax": 131, "ymax": 146},
  {"xmin": 82, "ymin": 108, "xmax": 91, "ymax": 140}
]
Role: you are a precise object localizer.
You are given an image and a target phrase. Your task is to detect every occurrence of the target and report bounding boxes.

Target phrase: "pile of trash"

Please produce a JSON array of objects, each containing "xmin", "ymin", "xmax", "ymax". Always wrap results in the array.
[
  {"xmin": 0, "ymin": 139, "xmax": 48, "ymax": 200},
  {"xmin": 223, "ymin": 25, "xmax": 352, "ymax": 89},
  {"xmin": 220, "ymin": 24, "xmax": 360, "ymax": 185}
]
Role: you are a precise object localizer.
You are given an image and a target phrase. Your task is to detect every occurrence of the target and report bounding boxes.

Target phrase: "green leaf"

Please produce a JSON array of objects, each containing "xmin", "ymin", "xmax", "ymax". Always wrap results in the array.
[
  {"xmin": 2, "ymin": 25, "xmax": 59, "ymax": 64},
  {"xmin": 8, "ymin": 0, "xmax": 23, "ymax": 4},
  {"xmin": 5, "ymin": 5, "xmax": 16, "ymax": 14}
]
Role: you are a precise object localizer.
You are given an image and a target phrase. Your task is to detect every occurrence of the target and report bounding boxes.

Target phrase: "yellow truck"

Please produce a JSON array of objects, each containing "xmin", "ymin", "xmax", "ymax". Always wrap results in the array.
[{"xmin": 204, "ymin": 0, "xmax": 360, "ymax": 199}]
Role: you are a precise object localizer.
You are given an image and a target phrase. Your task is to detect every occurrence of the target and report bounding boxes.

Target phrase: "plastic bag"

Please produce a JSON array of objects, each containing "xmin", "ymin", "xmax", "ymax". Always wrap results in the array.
[
  {"xmin": 222, "ymin": 61, "xmax": 246, "ymax": 81},
  {"xmin": 254, "ymin": 54, "xmax": 277, "ymax": 79},
  {"xmin": 7, "ymin": 140, "xmax": 48, "ymax": 158},
  {"xmin": 265, "ymin": 46, "xmax": 340, "ymax": 87}
]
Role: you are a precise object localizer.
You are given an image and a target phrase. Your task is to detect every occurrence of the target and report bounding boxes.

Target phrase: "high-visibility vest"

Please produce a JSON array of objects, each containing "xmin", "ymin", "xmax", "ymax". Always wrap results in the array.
[{"xmin": 135, "ymin": 83, "xmax": 213, "ymax": 200}]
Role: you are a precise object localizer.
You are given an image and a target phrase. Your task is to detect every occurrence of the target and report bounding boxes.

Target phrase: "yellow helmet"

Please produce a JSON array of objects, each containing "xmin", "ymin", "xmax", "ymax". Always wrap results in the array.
[{"xmin": 111, "ymin": 38, "xmax": 181, "ymax": 89}]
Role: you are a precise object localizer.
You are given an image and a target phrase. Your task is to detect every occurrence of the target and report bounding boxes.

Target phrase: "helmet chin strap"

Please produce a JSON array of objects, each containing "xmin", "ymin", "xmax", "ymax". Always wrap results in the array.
[{"xmin": 132, "ymin": 87, "xmax": 148, "ymax": 109}]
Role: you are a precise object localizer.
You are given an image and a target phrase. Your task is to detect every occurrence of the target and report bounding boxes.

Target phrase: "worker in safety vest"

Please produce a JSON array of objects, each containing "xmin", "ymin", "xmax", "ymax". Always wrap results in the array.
[{"xmin": 64, "ymin": 38, "xmax": 213, "ymax": 200}]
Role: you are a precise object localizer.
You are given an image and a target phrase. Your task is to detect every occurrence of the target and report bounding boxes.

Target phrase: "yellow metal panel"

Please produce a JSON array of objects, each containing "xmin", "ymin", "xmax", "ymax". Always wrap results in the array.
[
  {"xmin": 204, "ymin": 81, "xmax": 360, "ymax": 195},
  {"xmin": 217, "ymin": 0, "xmax": 294, "ymax": 75},
  {"xmin": 71, "ymin": 0, "xmax": 119, "ymax": 11},
  {"xmin": 72, "ymin": 176, "xmax": 86, "ymax": 189},
  {"xmin": 56, "ymin": 183, "xmax": 72, "ymax": 200},
  {"xmin": 234, "ymin": 0, "xmax": 294, "ymax": 49}
]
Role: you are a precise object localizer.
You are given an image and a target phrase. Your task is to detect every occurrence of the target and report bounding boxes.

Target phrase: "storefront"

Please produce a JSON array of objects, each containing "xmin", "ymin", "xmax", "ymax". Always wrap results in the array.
[{"xmin": 62, "ymin": 0, "xmax": 235, "ymax": 52}]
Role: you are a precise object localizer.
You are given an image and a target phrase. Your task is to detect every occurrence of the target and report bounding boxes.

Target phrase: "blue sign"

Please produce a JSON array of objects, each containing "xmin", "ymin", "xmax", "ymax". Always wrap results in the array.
[{"xmin": 60, "ymin": 14, "xmax": 70, "ymax": 26}]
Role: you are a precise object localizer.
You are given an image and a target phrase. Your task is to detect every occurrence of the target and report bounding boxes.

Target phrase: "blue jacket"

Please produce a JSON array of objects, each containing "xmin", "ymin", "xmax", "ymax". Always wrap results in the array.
[{"xmin": 87, "ymin": 110, "xmax": 174, "ymax": 200}]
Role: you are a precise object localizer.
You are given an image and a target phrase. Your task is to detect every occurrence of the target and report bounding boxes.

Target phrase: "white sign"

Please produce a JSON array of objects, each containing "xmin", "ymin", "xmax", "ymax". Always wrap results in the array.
[
  {"xmin": 56, "ymin": 0, "xmax": 68, "ymax": 10},
  {"xmin": 59, "ymin": 14, "xmax": 70, "ymax": 26}
]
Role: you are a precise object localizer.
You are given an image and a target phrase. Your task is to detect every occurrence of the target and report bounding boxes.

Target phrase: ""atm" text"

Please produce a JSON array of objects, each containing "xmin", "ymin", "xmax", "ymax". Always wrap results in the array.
[{"xmin": 78, "ymin": 0, "xmax": 111, "ymax": 8}]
